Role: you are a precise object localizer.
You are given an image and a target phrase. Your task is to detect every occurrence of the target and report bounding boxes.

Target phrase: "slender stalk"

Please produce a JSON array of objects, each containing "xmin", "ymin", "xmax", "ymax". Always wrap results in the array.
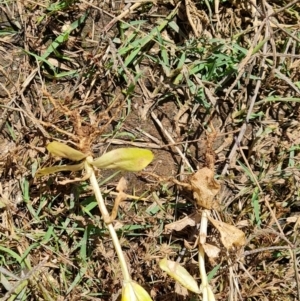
[
  {"xmin": 198, "ymin": 210, "xmax": 216, "ymax": 301},
  {"xmin": 199, "ymin": 209, "xmax": 208, "ymax": 281},
  {"xmin": 85, "ymin": 158, "xmax": 131, "ymax": 282},
  {"xmin": 198, "ymin": 245, "xmax": 207, "ymax": 287}
]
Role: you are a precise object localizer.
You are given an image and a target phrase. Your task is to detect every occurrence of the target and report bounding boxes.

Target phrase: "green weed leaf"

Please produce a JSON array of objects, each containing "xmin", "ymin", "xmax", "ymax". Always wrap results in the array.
[
  {"xmin": 47, "ymin": 141, "xmax": 87, "ymax": 161},
  {"xmin": 159, "ymin": 258, "xmax": 201, "ymax": 294},
  {"xmin": 35, "ymin": 162, "xmax": 84, "ymax": 177},
  {"xmin": 91, "ymin": 148, "xmax": 154, "ymax": 171}
]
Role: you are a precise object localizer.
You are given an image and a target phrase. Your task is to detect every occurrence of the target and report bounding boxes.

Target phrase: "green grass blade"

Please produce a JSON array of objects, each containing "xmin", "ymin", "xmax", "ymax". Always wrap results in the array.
[
  {"xmin": 41, "ymin": 13, "xmax": 87, "ymax": 60},
  {"xmin": 66, "ymin": 266, "xmax": 87, "ymax": 295},
  {"xmin": 251, "ymin": 187, "xmax": 261, "ymax": 227}
]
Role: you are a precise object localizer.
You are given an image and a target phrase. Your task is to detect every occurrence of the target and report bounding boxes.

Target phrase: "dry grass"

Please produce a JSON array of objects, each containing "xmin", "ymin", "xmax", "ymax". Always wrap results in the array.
[{"xmin": 0, "ymin": 0, "xmax": 300, "ymax": 300}]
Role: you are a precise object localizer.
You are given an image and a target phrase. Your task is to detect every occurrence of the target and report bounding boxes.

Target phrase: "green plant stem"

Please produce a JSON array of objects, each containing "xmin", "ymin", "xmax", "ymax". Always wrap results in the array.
[{"xmin": 85, "ymin": 159, "xmax": 131, "ymax": 282}]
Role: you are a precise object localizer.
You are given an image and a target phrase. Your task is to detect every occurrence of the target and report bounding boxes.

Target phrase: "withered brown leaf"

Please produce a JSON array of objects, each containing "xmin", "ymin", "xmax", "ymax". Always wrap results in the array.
[
  {"xmin": 190, "ymin": 167, "xmax": 220, "ymax": 209},
  {"xmin": 207, "ymin": 216, "xmax": 246, "ymax": 250}
]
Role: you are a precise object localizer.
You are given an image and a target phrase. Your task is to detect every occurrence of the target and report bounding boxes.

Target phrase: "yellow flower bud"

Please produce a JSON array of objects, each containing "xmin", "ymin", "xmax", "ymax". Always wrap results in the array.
[{"xmin": 121, "ymin": 281, "xmax": 153, "ymax": 301}]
